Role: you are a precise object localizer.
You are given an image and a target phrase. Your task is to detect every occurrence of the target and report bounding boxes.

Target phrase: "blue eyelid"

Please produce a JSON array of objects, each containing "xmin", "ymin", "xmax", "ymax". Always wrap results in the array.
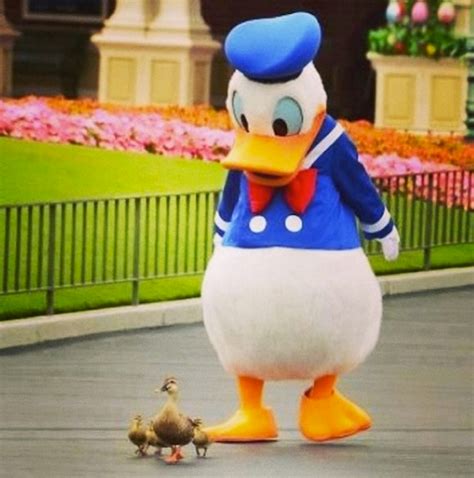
[
  {"xmin": 273, "ymin": 97, "xmax": 303, "ymax": 135},
  {"xmin": 232, "ymin": 91, "xmax": 245, "ymax": 129}
]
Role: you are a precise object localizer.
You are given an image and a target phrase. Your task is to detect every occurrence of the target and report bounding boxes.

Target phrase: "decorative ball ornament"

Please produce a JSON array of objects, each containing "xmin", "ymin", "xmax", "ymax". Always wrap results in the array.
[
  {"xmin": 386, "ymin": 0, "xmax": 402, "ymax": 23},
  {"xmin": 387, "ymin": 33, "xmax": 397, "ymax": 46},
  {"xmin": 394, "ymin": 41, "xmax": 406, "ymax": 54},
  {"xmin": 397, "ymin": 0, "xmax": 406, "ymax": 17},
  {"xmin": 426, "ymin": 43, "xmax": 437, "ymax": 57},
  {"xmin": 437, "ymin": 1, "xmax": 456, "ymax": 24},
  {"xmin": 411, "ymin": 0, "xmax": 429, "ymax": 24}
]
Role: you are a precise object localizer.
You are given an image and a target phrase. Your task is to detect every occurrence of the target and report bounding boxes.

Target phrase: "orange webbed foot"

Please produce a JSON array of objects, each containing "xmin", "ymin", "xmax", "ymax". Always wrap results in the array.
[
  {"xmin": 206, "ymin": 375, "xmax": 278, "ymax": 442},
  {"xmin": 204, "ymin": 407, "xmax": 278, "ymax": 442},
  {"xmin": 299, "ymin": 387, "xmax": 371, "ymax": 442}
]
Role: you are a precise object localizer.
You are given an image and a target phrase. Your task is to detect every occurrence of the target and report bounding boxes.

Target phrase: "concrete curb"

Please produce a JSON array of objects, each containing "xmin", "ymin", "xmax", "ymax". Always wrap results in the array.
[
  {"xmin": 1, "ymin": 267, "xmax": 472, "ymax": 350},
  {"xmin": 378, "ymin": 266, "xmax": 474, "ymax": 296},
  {"xmin": 0, "ymin": 298, "xmax": 203, "ymax": 350}
]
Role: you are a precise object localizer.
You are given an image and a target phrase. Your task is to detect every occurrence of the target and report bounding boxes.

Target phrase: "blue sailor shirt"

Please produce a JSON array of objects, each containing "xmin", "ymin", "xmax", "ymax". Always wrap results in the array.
[{"xmin": 214, "ymin": 115, "xmax": 395, "ymax": 250}]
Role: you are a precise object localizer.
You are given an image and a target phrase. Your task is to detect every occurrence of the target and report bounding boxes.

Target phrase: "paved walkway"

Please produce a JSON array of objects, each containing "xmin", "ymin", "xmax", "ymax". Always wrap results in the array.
[{"xmin": 1, "ymin": 287, "xmax": 473, "ymax": 477}]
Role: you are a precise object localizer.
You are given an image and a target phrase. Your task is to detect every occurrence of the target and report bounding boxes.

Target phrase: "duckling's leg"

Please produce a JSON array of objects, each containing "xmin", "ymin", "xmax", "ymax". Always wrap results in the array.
[
  {"xmin": 299, "ymin": 374, "xmax": 372, "ymax": 441},
  {"xmin": 204, "ymin": 376, "xmax": 278, "ymax": 442},
  {"xmin": 174, "ymin": 447, "xmax": 184, "ymax": 460},
  {"xmin": 135, "ymin": 446, "xmax": 146, "ymax": 456}
]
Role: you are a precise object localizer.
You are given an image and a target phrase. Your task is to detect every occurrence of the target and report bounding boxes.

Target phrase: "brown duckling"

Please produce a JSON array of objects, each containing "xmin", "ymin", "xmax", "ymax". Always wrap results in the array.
[
  {"xmin": 145, "ymin": 420, "xmax": 167, "ymax": 456},
  {"xmin": 192, "ymin": 417, "xmax": 213, "ymax": 458},
  {"xmin": 152, "ymin": 377, "xmax": 195, "ymax": 464},
  {"xmin": 128, "ymin": 414, "xmax": 147, "ymax": 456}
]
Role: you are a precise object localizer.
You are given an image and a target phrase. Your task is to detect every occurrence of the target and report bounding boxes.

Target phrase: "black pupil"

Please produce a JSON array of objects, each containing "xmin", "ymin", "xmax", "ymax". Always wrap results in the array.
[
  {"xmin": 273, "ymin": 118, "xmax": 288, "ymax": 136},
  {"xmin": 240, "ymin": 114, "xmax": 249, "ymax": 132}
]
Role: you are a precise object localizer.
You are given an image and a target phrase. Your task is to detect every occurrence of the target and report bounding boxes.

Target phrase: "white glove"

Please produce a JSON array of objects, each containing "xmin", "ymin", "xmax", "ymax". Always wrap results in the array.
[{"xmin": 377, "ymin": 227, "xmax": 400, "ymax": 262}]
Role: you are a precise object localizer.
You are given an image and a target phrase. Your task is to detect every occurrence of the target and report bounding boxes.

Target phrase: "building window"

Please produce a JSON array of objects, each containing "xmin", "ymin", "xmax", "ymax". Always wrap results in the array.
[{"xmin": 22, "ymin": 0, "xmax": 108, "ymax": 23}]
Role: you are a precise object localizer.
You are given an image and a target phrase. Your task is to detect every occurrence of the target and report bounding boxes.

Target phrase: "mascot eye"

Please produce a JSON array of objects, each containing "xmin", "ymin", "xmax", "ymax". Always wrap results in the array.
[
  {"xmin": 272, "ymin": 97, "xmax": 303, "ymax": 136},
  {"xmin": 231, "ymin": 91, "xmax": 249, "ymax": 132}
]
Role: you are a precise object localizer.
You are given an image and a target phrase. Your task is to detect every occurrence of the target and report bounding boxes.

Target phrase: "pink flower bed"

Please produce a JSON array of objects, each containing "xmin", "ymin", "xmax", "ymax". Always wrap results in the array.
[
  {"xmin": 1, "ymin": 97, "xmax": 471, "ymax": 208},
  {"xmin": 0, "ymin": 98, "xmax": 234, "ymax": 161},
  {"xmin": 359, "ymin": 153, "xmax": 458, "ymax": 176},
  {"xmin": 359, "ymin": 153, "xmax": 472, "ymax": 210}
]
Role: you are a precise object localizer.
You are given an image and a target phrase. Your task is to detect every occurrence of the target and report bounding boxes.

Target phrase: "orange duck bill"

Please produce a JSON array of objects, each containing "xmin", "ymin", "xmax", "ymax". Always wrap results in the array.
[{"xmin": 222, "ymin": 111, "xmax": 326, "ymax": 187}]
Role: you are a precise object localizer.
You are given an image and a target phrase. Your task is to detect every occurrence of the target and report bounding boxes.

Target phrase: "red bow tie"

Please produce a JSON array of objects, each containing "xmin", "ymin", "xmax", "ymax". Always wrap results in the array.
[{"xmin": 248, "ymin": 168, "xmax": 318, "ymax": 214}]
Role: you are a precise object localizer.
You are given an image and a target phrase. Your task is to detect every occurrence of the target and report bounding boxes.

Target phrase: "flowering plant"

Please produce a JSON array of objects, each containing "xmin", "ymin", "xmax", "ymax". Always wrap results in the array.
[
  {"xmin": 0, "ymin": 97, "xmax": 233, "ymax": 161},
  {"xmin": 368, "ymin": 0, "xmax": 466, "ymax": 58},
  {"xmin": 1, "ymin": 97, "xmax": 473, "ymax": 168},
  {"xmin": 1, "ymin": 97, "xmax": 472, "ymax": 208},
  {"xmin": 341, "ymin": 120, "xmax": 474, "ymax": 170},
  {"xmin": 10, "ymin": 96, "xmax": 232, "ymax": 130}
]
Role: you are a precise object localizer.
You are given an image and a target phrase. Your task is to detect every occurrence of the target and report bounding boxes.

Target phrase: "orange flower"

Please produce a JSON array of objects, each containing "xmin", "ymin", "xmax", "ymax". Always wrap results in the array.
[{"xmin": 4, "ymin": 97, "xmax": 473, "ymax": 169}]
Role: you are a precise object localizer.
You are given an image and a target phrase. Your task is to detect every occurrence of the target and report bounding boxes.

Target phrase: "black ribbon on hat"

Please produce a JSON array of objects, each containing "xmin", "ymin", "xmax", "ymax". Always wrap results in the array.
[{"xmin": 245, "ymin": 70, "xmax": 303, "ymax": 84}]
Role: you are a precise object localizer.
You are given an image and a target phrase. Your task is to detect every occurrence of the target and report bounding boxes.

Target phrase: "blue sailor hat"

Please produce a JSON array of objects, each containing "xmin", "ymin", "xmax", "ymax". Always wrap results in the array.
[{"xmin": 224, "ymin": 12, "xmax": 322, "ymax": 83}]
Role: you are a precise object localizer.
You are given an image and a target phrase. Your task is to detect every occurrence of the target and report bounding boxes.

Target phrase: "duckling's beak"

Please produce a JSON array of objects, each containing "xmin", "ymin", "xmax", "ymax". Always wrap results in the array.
[
  {"xmin": 160, "ymin": 384, "xmax": 169, "ymax": 392},
  {"xmin": 222, "ymin": 110, "xmax": 325, "ymax": 186}
]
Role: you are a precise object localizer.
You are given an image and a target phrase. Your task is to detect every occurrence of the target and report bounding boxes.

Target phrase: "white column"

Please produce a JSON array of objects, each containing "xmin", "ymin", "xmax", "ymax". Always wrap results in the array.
[
  {"xmin": 148, "ymin": 0, "xmax": 214, "ymax": 42},
  {"xmin": 92, "ymin": 0, "xmax": 149, "ymax": 103},
  {"xmin": 0, "ymin": 0, "xmax": 19, "ymax": 96},
  {"xmin": 92, "ymin": 0, "xmax": 220, "ymax": 106},
  {"xmin": 146, "ymin": 0, "xmax": 220, "ymax": 105},
  {"xmin": 453, "ymin": 0, "xmax": 473, "ymax": 36},
  {"xmin": 103, "ymin": 0, "xmax": 149, "ymax": 36}
]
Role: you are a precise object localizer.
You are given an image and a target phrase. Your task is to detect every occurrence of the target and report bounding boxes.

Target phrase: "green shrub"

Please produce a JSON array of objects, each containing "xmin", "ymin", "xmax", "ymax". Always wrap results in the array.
[{"xmin": 368, "ymin": 1, "xmax": 467, "ymax": 59}]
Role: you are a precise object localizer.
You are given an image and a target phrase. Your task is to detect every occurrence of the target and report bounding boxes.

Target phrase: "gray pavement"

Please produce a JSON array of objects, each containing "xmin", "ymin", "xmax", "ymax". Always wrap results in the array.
[{"xmin": 1, "ymin": 287, "xmax": 473, "ymax": 478}]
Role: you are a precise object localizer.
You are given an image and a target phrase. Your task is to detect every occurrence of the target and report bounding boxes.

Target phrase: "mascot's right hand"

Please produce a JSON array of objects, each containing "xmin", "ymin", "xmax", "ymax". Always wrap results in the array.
[{"xmin": 378, "ymin": 227, "xmax": 400, "ymax": 262}]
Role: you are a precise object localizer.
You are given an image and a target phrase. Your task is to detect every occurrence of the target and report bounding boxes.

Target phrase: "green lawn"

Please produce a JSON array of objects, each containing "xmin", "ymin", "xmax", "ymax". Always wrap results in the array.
[
  {"xmin": 0, "ymin": 137, "xmax": 472, "ymax": 320},
  {"xmin": 0, "ymin": 137, "xmax": 225, "ymax": 204},
  {"xmin": 0, "ymin": 138, "xmax": 225, "ymax": 319}
]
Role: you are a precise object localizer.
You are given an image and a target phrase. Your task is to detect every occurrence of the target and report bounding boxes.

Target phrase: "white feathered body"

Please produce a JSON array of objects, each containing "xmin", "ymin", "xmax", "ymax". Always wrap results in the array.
[{"xmin": 202, "ymin": 246, "xmax": 381, "ymax": 381}]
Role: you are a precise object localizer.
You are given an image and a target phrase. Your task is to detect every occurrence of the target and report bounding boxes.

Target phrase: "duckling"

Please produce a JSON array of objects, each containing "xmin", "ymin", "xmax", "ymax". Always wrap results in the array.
[
  {"xmin": 145, "ymin": 420, "xmax": 167, "ymax": 456},
  {"xmin": 192, "ymin": 418, "xmax": 212, "ymax": 457},
  {"xmin": 152, "ymin": 377, "xmax": 195, "ymax": 464},
  {"xmin": 128, "ymin": 414, "xmax": 147, "ymax": 456}
]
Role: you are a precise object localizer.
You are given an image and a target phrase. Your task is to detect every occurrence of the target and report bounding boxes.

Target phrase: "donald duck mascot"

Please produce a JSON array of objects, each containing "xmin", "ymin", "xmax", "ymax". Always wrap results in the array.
[{"xmin": 202, "ymin": 12, "xmax": 400, "ymax": 443}]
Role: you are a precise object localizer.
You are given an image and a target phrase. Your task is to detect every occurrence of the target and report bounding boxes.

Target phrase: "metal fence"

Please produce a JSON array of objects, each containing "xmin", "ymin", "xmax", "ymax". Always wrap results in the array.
[
  {"xmin": 364, "ymin": 170, "xmax": 473, "ymax": 265},
  {"xmin": 0, "ymin": 170, "xmax": 472, "ymax": 315},
  {"xmin": 0, "ymin": 191, "xmax": 220, "ymax": 314}
]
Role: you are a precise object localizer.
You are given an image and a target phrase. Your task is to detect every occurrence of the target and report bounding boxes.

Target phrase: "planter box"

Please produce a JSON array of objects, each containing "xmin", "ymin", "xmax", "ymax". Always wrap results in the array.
[{"xmin": 367, "ymin": 52, "xmax": 468, "ymax": 133}]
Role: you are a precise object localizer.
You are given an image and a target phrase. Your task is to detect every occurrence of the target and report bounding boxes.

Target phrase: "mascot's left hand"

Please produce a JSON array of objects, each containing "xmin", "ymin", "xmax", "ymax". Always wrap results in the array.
[{"xmin": 377, "ymin": 228, "xmax": 400, "ymax": 261}]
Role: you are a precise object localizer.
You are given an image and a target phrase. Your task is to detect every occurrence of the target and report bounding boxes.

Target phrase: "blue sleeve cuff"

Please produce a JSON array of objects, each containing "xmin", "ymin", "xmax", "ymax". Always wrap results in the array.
[
  {"xmin": 364, "ymin": 219, "xmax": 394, "ymax": 240},
  {"xmin": 214, "ymin": 211, "xmax": 229, "ymax": 237}
]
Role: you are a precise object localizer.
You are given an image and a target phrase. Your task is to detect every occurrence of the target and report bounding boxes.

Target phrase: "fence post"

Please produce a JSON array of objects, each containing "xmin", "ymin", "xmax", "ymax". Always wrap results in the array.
[
  {"xmin": 423, "ymin": 174, "xmax": 434, "ymax": 271},
  {"xmin": 2, "ymin": 208, "xmax": 11, "ymax": 294},
  {"xmin": 132, "ymin": 198, "xmax": 141, "ymax": 305},
  {"xmin": 46, "ymin": 204, "xmax": 56, "ymax": 315}
]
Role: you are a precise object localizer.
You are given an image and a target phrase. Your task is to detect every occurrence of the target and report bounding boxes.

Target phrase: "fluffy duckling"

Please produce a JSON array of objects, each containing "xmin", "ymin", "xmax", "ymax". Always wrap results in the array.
[
  {"xmin": 192, "ymin": 418, "xmax": 212, "ymax": 458},
  {"xmin": 152, "ymin": 377, "xmax": 195, "ymax": 464},
  {"xmin": 128, "ymin": 414, "xmax": 147, "ymax": 456},
  {"xmin": 145, "ymin": 420, "xmax": 167, "ymax": 456}
]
